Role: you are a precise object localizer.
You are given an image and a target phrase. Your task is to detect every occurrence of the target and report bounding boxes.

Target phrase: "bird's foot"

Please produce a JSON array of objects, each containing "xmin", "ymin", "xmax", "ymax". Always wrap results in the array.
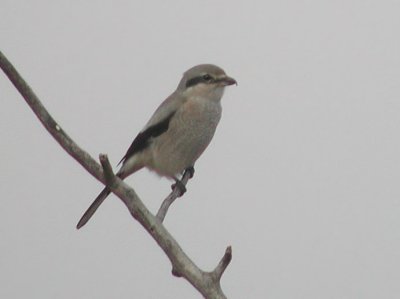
[
  {"xmin": 171, "ymin": 179, "xmax": 187, "ymax": 197},
  {"xmin": 184, "ymin": 166, "xmax": 195, "ymax": 178}
]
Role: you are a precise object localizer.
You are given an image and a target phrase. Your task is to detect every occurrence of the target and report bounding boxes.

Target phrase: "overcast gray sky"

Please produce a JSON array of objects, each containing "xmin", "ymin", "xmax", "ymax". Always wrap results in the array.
[{"xmin": 1, "ymin": 1, "xmax": 400, "ymax": 298}]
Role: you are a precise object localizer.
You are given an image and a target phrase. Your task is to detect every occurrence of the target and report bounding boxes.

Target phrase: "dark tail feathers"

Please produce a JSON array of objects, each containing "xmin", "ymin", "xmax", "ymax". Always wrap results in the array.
[{"xmin": 76, "ymin": 187, "xmax": 111, "ymax": 229}]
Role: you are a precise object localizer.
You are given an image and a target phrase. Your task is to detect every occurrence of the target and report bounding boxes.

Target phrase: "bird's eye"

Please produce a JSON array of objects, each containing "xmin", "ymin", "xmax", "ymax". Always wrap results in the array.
[{"xmin": 202, "ymin": 74, "xmax": 213, "ymax": 82}]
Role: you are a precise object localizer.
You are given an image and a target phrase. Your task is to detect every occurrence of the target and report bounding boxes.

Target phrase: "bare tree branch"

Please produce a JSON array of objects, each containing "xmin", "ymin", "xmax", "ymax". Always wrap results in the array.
[
  {"xmin": 157, "ymin": 168, "xmax": 193, "ymax": 222},
  {"xmin": 99, "ymin": 154, "xmax": 117, "ymax": 187},
  {"xmin": 0, "ymin": 50, "xmax": 231, "ymax": 299},
  {"xmin": 213, "ymin": 246, "xmax": 233, "ymax": 281},
  {"xmin": 0, "ymin": 52, "xmax": 104, "ymax": 182}
]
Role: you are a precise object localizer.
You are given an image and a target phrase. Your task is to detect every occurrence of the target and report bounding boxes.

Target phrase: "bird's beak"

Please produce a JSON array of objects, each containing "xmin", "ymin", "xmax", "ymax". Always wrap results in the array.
[{"xmin": 218, "ymin": 76, "xmax": 237, "ymax": 86}]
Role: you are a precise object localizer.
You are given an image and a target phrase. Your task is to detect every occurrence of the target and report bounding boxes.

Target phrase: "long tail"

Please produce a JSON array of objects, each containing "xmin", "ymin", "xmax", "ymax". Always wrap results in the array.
[
  {"xmin": 76, "ymin": 187, "xmax": 111, "ymax": 229},
  {"xmin": 76, "ymin": 155, "xmax": 143, "ymax": 229}
]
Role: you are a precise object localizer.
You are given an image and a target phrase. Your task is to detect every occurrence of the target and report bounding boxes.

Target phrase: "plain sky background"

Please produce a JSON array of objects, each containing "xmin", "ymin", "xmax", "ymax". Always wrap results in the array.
[{"xmin": 1, "ymin": 1, "xmax": 400, "ymax": 298}]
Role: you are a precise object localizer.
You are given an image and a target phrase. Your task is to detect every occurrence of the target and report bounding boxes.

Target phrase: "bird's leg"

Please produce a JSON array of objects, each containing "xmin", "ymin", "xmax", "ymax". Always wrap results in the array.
[
  {"xmin": 170, "ymin": 167, "xmax": 195, "ymax": 197},
  {"xmin": 171, "ymin": 177, "xmax": 187, "ymax": 197}
]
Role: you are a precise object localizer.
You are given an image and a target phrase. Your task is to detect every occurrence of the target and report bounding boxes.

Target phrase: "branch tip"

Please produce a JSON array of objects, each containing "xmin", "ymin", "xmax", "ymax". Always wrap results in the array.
[
  {"xmin": 99, "ymin": 154, "xmax": 115, "ymax": 187},
  {"xmin": 172, "ymin": 268, "xmax": 182, "ymax": 277},
  {"xmin": 213, "ymin": 246, "xmax": 233, "ymax": 281}
]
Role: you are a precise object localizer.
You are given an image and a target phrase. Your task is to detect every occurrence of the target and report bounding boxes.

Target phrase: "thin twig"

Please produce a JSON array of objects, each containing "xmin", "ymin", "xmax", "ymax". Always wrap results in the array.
[
  {"xmin": 213, "ymin": 246, "xmax": 233, "ymax": 281},
  {"xmin": 99, "ymin": 154, "xmax": 116, "ymax": 186},
  {"xmin": 156, "ymin": 169, "xmax": 193, "ymax": 222}
]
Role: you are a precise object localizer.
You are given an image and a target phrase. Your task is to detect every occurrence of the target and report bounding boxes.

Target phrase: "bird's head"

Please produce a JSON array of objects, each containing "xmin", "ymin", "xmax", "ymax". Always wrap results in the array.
[{"xmin": 178, "ymin": 64, "xmax": 237, "ymax": 99}]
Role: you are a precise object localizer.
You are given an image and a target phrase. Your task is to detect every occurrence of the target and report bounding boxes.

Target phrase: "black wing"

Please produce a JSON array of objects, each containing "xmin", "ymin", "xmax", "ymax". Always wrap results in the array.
[{"xmin": 118, "ymin": 111, "xmax": 176, "ymax": 166}]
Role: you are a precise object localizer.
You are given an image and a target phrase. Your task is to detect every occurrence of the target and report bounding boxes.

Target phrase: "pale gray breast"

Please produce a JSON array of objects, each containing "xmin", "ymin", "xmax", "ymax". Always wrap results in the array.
[{"xmin": 150, "ymin": 97, "xmax": 222, "ymax": 176}]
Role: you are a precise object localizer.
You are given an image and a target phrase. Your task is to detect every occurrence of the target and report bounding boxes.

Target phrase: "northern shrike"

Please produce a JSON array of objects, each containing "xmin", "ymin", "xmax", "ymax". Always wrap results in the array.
[{"xmin": 77, "ymin": 64, "xmax": 236, "ymax": 229}]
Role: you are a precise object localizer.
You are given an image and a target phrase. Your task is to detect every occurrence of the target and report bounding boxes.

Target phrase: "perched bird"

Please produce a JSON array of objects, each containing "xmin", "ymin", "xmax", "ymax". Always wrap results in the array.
[{"xmin": 76, "ymin": 64, "xmax": 236, "ymax": 229}]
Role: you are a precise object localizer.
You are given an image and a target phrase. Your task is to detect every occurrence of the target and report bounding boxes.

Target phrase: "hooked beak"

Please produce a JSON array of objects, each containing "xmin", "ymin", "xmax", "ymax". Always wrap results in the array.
[{"xmin": 217, "ymin": 75, "xmax": 237, "ymax": 86}]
